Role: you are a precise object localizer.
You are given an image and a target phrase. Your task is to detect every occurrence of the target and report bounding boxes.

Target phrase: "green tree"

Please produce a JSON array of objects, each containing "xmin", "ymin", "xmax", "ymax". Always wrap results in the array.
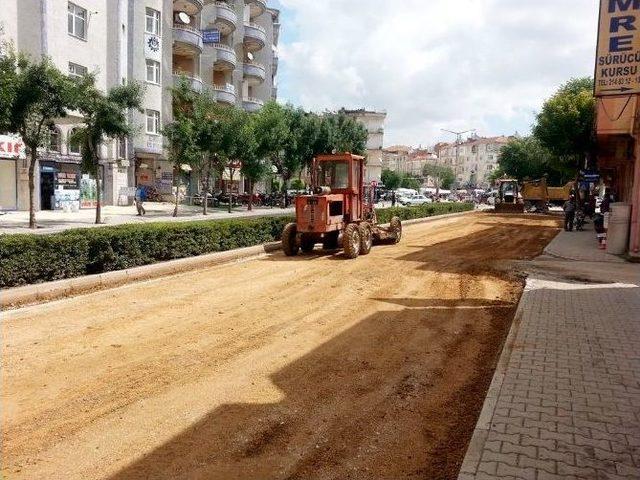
[
  {"xmin": 400, "ymin": 175, "xmax": 421, "ymax": 190},
  {"xmin": 498, "ymin": 136, "xmax": 573, "ymax": 185},
  {"xmin": 223, "ymin": 108, "xmax": 257, "ymax": 213},
  {"xmin": 253, "ymin": 100, "xmax": 290, "ymax": 192},
  {"xmin": 3, "ymin": 54, "xmax": 76, "ymax": 228},
  {"xmin": 423, "ymin": 164, "xmax": 456, "ymax": 193},
  {"xmin": 72, "ymin": 76, "xmax": 144, "ymax": 223},
  {"xmin": 533, "ymin": 77, "xmax": 595, "ymax": 173},
  {"xmin": 382, "ymin": 169, "xmax": 402, "ymax": 190}
]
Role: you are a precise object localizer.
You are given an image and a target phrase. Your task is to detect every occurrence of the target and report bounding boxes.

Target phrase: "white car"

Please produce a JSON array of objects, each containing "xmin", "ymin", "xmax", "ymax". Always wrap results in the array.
[{"xmin": 402, "ymin": 194, "xmax": 433, "ymax": 206}]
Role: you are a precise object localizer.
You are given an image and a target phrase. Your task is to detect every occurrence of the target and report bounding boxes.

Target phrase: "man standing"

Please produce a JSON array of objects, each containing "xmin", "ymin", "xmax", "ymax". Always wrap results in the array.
[
  {"xmin": 135, "ymin": 185, "xmax": 146, "ymax": 216},
  {"xmin": 563, "ymin": 194, "xmax": 576, "ymax": 232}
]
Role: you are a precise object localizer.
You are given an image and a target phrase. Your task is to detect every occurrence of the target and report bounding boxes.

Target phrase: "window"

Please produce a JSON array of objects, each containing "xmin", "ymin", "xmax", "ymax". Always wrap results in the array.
[
  {"xmin": 68, "ymin": 3, "xmax": 87, "ymax": 40},
  {"xmin": 145, "ymin": 8, "xmax": 161, "ymax": 36},
  {"xmin": 69, "ymin": 128, "xmax": 82, "ymax": 155},
  {"xmin": 48, "ymin": 125, "xmax": 60, "ymax": 152},
  {"xmin": 146, "ymin": 110, "xmax": 161, "ymax": 135},
  {"xmin": 318, "ymin": 161, "xmax": 349, "ymax": 189},
  {"xmin": 68, "ymin": 62, "xmax": 88, "ymax": 78},
  {"xmin": 146, "ymin": 60, "xmax": 161, "ymax": 84}
]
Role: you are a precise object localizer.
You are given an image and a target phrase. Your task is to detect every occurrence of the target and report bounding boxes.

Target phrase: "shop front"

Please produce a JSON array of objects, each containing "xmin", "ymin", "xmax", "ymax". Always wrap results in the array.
[
  {"xmin": 135, "ymin": 157, "xmax": 175, "ymax": 202},
  {"xmin": 0, "ymin": 134, "xmax": 25, "ymax": 211}
]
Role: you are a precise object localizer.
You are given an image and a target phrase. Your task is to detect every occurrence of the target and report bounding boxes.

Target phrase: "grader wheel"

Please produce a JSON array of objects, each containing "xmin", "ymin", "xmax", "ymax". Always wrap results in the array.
[
  {"xmin": 282, "ymin": 223, "xmax": 299, "ymax": 256},
  {"xmin": 343, "ymin": 223, "xmax": 361, "ymax": 259},
  {"xmin": 359, "ymin": 222, "xmax": 373, "ymax": 255}
]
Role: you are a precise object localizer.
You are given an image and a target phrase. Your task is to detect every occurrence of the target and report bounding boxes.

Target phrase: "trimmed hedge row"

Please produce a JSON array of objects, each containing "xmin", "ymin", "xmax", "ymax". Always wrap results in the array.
[
  {"xmin": 376, "ymin": 201, "xmax": 473, "ymax": 224},
  {"xmin": 0, "ymin": 203, "xmax": 473, "ymax": 288}
]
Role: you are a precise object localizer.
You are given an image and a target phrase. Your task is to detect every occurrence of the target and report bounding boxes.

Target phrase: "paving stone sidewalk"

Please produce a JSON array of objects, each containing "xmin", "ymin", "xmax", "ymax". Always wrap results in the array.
[{"xmin": 459, "ymin": 229, "xmax": 640, "ymax": 480}]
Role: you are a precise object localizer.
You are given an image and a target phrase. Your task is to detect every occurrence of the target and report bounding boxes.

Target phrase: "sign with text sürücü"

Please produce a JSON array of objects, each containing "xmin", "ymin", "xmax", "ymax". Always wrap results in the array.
[{"xmin": 596, "ymin": 0, "xmax": 640, "ymax": 96}]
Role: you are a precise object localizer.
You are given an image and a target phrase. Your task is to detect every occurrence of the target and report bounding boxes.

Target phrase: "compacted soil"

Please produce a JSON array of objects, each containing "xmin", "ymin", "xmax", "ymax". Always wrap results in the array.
[{"xmin": 1, "ymin": 213, "xmax": 560, "ymax": 480}]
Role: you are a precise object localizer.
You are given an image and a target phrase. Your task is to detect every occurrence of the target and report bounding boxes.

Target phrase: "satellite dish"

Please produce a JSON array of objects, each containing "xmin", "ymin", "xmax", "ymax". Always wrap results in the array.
[
  {"xmin": 178, "ymin": 12, "xmax": 191, "ymax": 24},
  {"xmin": 247, "ymin": 52, "xmax": 254, "ymax": 61}
]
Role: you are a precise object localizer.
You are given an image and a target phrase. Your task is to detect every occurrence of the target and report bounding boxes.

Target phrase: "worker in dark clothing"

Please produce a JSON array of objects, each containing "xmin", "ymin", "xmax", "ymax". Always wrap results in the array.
[
  {"xmin": 391, "ymin": 190, "xmax": 396, "ymax": 207},
  {"xmin": 563, "ymin": 194, "xmax": 576, "ymax": 232}
]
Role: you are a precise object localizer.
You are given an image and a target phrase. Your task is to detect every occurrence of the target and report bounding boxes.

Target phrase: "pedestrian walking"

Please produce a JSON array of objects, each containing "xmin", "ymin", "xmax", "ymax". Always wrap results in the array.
[
  {"xmin": 391, "ymin": 190, "xmax": 396, "ymax": 207},
  {"xmin": 135, "ymin": 185, "xmax": 146, "ymax": 216},
  {"xmin": 563, "ymin": 194, "xmax": 576, "ymax": 232}
]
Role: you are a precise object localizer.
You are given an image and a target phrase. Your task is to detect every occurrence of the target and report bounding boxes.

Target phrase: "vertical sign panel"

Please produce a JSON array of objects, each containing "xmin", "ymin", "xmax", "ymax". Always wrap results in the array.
[{"xmin": 596, "ymin": 0, "xmax": 640, "ymax": 96}]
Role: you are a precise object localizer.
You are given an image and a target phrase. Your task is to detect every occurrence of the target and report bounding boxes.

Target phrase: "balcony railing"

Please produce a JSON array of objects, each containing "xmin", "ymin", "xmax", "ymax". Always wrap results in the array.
[
  {"xmin": 209, "ymin": 84, "xmax": 237, "ymax": 105},
  {"xmin": 212, "ymin": 43, "xmax": 237, "ymax": 69},
  {"xmin": 245, "ymin": 0, "xmax": 267, "ymax": 19},
  {"xmin": 214, "ymin": 1, "xmax": 238, "ymax": 30},
  {"xmin": 243, "ymin": 96, "xmax": 264, "ymax": 112},
  {"xmin": 243, "ymin": 22, "xmax": 266, "ymax": 50},
  {"xmin": 182, "ymin": 0, "xmax": 205, "ymax": 14},
  {"xmin": 172, "ymin": 72, "xmax": 203, "ymax": 92},
  {"xmin": 173, "ymin": 24, "xmax": 204, "ymax": 52},
  {"xmin": 243, "ymin": 62, "xmax": 266, "ymax": 83}
]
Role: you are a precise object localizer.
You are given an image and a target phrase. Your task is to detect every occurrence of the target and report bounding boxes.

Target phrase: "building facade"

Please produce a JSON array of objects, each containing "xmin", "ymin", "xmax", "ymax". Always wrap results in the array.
[
  {"xmin": 341, "ymin": 109, "xmax": 386, "ymax": 184},
  {"xmin": 437, "ymin": 136, "xmax": 511, "ymax": 188},
  {"xmin": 382, "ymin": 146, "xmax": 437, "ymax": 179},
  {"xmin": 0, "ymin": 0, "xmax": 279, "ymax": 211}
]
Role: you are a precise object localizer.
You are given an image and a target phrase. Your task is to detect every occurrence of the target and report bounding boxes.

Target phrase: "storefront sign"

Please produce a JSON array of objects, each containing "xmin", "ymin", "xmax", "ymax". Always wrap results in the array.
[
  {"xmin": 202, "ymin": 29, "xmax": 220, "ymax": 44},
  {"xmin": 0, "ymin": 134, "xmax": 26, "ymax": 159},
  {"xmin": 595, "ymin": 0, "xmax": 640, "ymax": 95}
]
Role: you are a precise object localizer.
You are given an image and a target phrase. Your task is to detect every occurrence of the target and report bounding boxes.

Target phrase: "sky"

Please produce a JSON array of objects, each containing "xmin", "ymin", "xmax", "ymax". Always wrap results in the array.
[{"xmin": 270, "ymin": 0, "xmax": 599, "ymax": 147}]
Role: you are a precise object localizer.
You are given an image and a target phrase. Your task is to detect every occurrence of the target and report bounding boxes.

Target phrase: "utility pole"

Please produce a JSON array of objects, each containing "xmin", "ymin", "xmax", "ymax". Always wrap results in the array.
[{"xmin": 441, "ymin": 129, "xmax": 475, "ymax": 188}]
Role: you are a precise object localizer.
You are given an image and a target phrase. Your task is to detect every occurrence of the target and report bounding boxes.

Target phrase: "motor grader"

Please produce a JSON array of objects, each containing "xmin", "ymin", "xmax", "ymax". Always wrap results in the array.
[{"xmin": 282, "ymin": 153, "xmax": 402, "ymax": 259}]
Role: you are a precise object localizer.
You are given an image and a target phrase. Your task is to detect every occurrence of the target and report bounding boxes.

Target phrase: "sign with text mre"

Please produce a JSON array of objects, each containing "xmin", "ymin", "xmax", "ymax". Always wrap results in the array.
[{"xmin": 596, "ymin": 0, "xmax": 640, "ymax": 96}]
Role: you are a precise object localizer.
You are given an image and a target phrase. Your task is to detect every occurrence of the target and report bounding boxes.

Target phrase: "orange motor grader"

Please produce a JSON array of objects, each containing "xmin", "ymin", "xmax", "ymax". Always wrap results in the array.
[{"xmin": 282, "ymin": 153, "xmax": 402, "ymax": 259}]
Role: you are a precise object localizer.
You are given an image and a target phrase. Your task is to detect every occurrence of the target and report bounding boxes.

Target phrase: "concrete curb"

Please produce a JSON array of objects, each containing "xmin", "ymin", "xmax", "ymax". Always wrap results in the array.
[
  {"xmin": 1, "ymin": 209, "xmax": 476, "ymax": 309},
  {"xmin": 457, "ymin": 280, "xmax": 531, "ymax": 479}
]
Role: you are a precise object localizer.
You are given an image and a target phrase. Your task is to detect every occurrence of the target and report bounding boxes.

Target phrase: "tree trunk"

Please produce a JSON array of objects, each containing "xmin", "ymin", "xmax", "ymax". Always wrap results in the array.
[
  {"xmin": 228, "ymin": 168, "xmax": 234, "ymax": 214},
  {"xmin": 95, "ymin": 164, "xmax": 102, "ymax": 224},
  {"xmin": 28, "ymin": 148, "xmax": 37, "ymax": 229},
  {"xmin": 248, "ymin": 178, "xmax": 253, "ymax": 211},
  {"xmin": 202, "ymin": 161, "xmax": 209, "ymax": 216},
  {"xmin": 173, "ymin": 170, "xmax": 179, "ymax": 217}
]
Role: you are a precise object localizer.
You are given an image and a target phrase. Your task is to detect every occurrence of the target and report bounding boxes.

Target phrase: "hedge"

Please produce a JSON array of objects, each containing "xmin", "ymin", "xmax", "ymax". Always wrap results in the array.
[{"xmin": 0, "ymin": 203, "xmax": 473, "ymax": 288}]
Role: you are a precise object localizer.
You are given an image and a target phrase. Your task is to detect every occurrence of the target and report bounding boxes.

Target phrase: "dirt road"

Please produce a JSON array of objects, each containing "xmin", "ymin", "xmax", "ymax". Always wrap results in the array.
[{"xmin": 1, "ymin": 213, "xmax": 560, "ymax": 480}]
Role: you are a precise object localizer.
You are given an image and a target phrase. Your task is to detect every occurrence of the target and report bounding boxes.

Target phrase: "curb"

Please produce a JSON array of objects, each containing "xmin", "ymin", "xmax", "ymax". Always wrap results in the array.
[
  {"xmin": 457, "ymin": 280, "xmax": 531, "ymax": 479},
  {"xmin": 1, "ymin": 209, "xmax": 476, "ymax": 309}
]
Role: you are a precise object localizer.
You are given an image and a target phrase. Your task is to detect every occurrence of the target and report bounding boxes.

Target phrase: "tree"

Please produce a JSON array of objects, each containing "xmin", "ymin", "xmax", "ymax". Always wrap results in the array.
[
  {"xmin": 72, "ymin": 76, "xmax": 144, "ymax": 224},
  {"xmin": 222, "ymin": 107, "xmax": 256, "ymax": 213},
  {"xmin": 533, "ymin": 77, "xmax": 596, "ymax": 172},
  {"xmin": 400, "ymin": 175, "xmax": 421, "ymax": 190},
  {"xmin": 382, "ymin": 169, "xmax": 402, "ymax": 190},
  {"xmin": 253, "ymin": 101, "xmax": 290, "ymax": 192},
  {"xmin": 498, "ymin": 136, "xmax": 574, "ymax": 185},
  {"xmin": 3, "ymin": 54, "xmax": 76, "ymax": 228},
  {"xmin": 423, "ymin": 164, "xmax": 455, "ymax": 193},
  {"xmin": 241, "ymin": 115, "xmax": 268, "ymax": 211}
]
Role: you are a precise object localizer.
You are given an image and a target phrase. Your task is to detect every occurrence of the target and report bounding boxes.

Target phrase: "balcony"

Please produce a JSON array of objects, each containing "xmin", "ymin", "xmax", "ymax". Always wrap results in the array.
[
  {"xmin": 173, "ymin": 24, "xmax": 203, "ymax": 55},
  {"xmin": 174, "ymin": 0, "xmax": 204, "ymax": 15},
  {"xmin": 243, "ymin": 22, "xmax": 266, "ymax": 52},
  {"xmin": 213, "ymin": 1, "xmax": 237, "ymax": 35},
  {"xmin": 243, "ymin": 96, "xmax": 264, "ymax": 112},
  {"xmin": 243, "ymin": 62, "xmax": 266, "ymax": 85},
  {"xmin": 245, "ymin": 0, "xmax": 266, "ymax": 19},
  {"xmin": 211, "ymin": 43, "xmax": 237, "ymax": 70},
  {"xmin": 173, "ymin": 72, "xmax": 203, "ymax": 92},
  {"xmin": 209, "ymin": 84, "xmax": 237, "ymax": 105}
]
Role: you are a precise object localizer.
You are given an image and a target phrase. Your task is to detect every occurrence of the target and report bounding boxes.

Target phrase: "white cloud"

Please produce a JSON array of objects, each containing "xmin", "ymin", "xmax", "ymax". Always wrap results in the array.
[{"xmin": 276, "ymin": 0, "xmax": 598, "ymax": 146}]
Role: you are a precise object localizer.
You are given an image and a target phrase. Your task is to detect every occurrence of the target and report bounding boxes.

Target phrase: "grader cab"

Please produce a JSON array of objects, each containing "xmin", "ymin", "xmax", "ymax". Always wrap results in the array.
[{"xmin": 282, "ymin": 153, "xmax": 402, "ymax": 259}]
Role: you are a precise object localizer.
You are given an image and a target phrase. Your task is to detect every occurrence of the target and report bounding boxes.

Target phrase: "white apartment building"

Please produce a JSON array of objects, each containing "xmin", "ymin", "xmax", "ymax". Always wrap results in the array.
[
  {"xmin": 438, "ymin": 136, "xmax": 510, "ymax": 188},
  {"xmin": 0, "ymin": 0, "xmax": 279, "ymax": 211},
  {"xmin": 341, "ymin": 109, "xmax": 386, "ymax": 184},
  {"xmin": 382, "ymin": 147, "xmax": 437, "ymax": 179}
]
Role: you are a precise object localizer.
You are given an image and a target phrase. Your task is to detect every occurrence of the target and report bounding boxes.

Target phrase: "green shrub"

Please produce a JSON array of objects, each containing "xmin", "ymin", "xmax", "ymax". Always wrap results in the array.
[
  {"xmin": 376, "ymin": 202, "xmax": 473, "ymax": 224},
  {"xmin": 0, "ymin": 204, "xmax": 472, "ymax": 288}
]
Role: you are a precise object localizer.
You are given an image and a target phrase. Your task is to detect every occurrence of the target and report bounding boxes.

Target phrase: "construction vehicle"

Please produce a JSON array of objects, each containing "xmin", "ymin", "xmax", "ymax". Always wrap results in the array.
[
  {"xmin": 282, "ymin": 153, "xmax": 402, "ymax": 259},
  {"xmin": 521, "ymin": 177, "xmax": 574, "ymax": 212},
  {"xmin": 494, "ymin": 178, "xmax": 525, "ymax": 213}
]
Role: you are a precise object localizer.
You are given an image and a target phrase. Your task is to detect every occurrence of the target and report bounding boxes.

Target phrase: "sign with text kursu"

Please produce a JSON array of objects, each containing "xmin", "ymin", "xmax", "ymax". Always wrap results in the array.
[{"xmin": 596, "ymin": 0, "xmax": 640, "ymax": 95}]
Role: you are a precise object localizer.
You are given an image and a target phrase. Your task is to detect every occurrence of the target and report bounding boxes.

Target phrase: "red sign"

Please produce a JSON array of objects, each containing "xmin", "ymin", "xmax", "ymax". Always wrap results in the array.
[{"xmin": 0, "ymin": 135, "xmax": 26, "ymax": 159}]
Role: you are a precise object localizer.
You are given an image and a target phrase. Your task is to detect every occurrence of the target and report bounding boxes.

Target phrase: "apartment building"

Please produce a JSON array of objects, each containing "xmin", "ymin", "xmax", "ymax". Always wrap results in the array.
[
  {"xmin": 382, "ymin": 146, "xmax": 437, "ymax": 178},
  {"xmin": 437, "ymin": 136, "xmax": 511, "ymax": 188},
  {"xmin": 341, "ymin": 109, "xmax": 386, "ymax": 184},
  {"xmin": 0, "ymin": 0, "xmax": 279, "ymax": 211}
]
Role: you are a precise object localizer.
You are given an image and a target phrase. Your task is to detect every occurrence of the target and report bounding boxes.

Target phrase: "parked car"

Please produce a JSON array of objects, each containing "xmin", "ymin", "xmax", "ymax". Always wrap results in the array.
[{"xmin": 402, "ymin": 194, "xmax": 433, "ymax": 206}]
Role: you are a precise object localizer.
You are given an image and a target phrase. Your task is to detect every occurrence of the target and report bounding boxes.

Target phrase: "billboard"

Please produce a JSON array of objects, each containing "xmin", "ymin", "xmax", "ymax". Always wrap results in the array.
[
  {"xmin": 595, "ymin": 0, "xmax": 640, "ymax": 96},
  {"xmin": 0, "ymin": 134, "xmax": 26, "ymax": 160},
  {"xmin": 202, "ymin": 29, "xmax": 221, "ymax": 44}
]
